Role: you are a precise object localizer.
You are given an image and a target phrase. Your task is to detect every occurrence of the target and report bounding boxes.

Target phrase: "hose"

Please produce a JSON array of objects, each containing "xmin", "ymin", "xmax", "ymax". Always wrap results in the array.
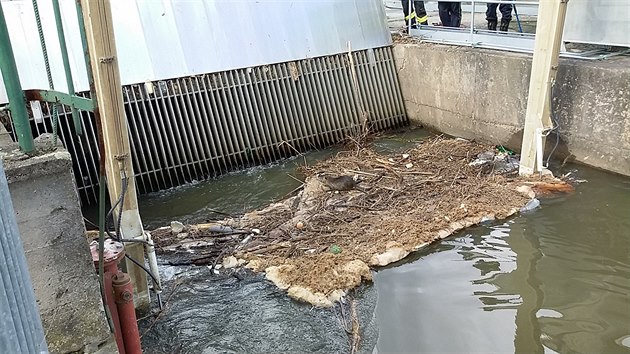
[
  {"xmin": 106, "ymin": 171, "xmax": 162, "ymax": 307},
  {"xmin": 545, "ymin": 82, "xmax": 561, "ymax": 168},
  {"xmin": 97, "ymin": 175, "xmax": 115, "ymax": 332}
]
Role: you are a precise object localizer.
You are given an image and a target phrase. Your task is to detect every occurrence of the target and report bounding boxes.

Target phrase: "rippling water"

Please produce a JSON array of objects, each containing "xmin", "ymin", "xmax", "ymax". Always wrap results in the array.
[
  {"xmin": 374, "ymin": 165, "xmax": 630, "ymax": 353},
  {"xmin": 136, "ymin": 130, "xmax": 630, "ymax": 353}
]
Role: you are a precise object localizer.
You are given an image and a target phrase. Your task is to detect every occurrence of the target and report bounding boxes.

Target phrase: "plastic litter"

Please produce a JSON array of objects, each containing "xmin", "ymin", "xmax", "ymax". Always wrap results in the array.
[{"xmin": 520, "ymin": 198, "xmax": 540, "ymax": 213}]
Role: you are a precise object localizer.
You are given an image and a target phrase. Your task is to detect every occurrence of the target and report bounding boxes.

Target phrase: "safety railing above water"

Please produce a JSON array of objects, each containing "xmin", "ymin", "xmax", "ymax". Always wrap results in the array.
[{"xmin": 403, "ymin": 0, "xmax": 630, "ymax": 60}]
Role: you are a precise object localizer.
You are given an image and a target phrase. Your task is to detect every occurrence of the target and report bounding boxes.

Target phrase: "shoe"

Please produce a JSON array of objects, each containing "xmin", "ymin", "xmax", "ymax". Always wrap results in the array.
[
  {"xmin": 500, "ymin": 19, "xmax": 510, "ymax": 32},
  {"xmin": 488, "ymin": 20, "xmax": 497, "ymax": 31}
]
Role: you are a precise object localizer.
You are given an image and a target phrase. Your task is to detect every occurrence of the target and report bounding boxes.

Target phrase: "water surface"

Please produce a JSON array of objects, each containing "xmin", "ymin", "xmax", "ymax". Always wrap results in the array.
[{"xmin": 138, "ymin": 130, "xmax": 630, "ymax": 353}]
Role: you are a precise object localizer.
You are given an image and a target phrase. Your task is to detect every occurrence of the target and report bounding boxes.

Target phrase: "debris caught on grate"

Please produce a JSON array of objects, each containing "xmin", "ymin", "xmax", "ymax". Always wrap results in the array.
[{"xmin": 150, "ymin": 137, "xmax": 575, "ymax": 306}]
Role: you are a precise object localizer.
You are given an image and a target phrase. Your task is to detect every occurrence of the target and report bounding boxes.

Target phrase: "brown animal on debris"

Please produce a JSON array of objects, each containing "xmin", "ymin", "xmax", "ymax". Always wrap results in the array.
[{"xmin": 323, "ymin": 174, "xmax": 362, "ymax": 191}]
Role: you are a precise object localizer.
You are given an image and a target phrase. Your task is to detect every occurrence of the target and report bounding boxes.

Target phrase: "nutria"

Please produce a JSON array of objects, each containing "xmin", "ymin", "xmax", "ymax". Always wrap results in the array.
[{"xmin": 322, "ymin": 174, "xmax": 362, "ymax": 191}]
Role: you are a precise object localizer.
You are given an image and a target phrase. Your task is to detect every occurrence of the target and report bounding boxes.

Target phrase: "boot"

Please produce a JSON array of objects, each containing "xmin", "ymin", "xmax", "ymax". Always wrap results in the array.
[
  {"xmin": 487, "ymin": 20, "xmax": 497, "ymax": 31},
  {"xmin": 500, "ymin": 19, "xmax": 510, "ymax": 32}
]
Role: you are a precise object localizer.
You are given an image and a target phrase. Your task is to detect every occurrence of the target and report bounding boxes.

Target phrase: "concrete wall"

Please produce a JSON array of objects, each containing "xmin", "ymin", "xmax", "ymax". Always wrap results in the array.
[
  {"xmin": 393, "ymin": 42, "xmax": 630, "ymax": 176},
  {"xmin": 2, "ymin": 139, "xmax": 113, "ymax": 353}
]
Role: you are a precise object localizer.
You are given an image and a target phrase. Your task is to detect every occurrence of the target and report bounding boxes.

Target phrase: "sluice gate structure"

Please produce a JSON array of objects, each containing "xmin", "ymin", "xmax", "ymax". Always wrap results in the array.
[{"xmin": 0, "ymin": 0, "xmax": 407, "ymax": 204}]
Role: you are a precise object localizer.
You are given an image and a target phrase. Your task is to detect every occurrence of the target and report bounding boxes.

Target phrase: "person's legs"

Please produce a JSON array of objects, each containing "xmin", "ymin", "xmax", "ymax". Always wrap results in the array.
[
  {"xmin": 401, "ymin": 0, "xmax": 417, "ymax": 28},
  {"xmin": 499, "ymin": 3, "xmax": 513, "ymax": 31},
  {"xmin": 438, "ymin": 2, "xmax": 451, "ymax": 26},
  {"xmin": 414, "ymin": 1, "xmax": 429, "ymax": 25},
  {"xmin": 450, "ymin": 2, "xmax": 462, "ymax": 27},
  {"xmin": 486, "ymin": 3, "xmax": 498, "ymax": 30}
]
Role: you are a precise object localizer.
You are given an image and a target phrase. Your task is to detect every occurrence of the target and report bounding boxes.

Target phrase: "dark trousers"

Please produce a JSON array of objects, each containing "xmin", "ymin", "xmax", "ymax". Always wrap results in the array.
[
  {"xmin": 486, "ymin": 3, "xmax": 513, "ymax": 22},
  {"xmin": 401, "ymin": 0, "xmax": 428, "ymax": 26},
  {"xmin": 438, "ymin": 2, "xmax": 462, "ymax": 27}
]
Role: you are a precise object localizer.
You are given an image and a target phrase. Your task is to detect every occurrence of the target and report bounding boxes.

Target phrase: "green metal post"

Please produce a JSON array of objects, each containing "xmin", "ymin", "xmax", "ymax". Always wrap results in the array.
[
  {"xmin": 0, "ymin": 3, "xmax": 34, "ymax": 153},
  {"xmin": 52, "ymin": 0, "xmax": 82, "ymax": 135}
]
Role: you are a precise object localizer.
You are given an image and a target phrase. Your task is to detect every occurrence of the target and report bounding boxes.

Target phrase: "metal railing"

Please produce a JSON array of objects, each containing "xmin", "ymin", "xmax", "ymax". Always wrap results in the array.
[
  {"xmin": 0, "ymin": 0, "xmax": 90, "ymax": 153},
  {"xmin": 405, "ymin": 0, "xmax": 629, "ymax": 60}
]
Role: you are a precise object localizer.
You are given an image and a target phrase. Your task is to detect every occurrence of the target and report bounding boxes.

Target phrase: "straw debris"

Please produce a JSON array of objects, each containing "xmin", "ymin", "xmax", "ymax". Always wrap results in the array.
[{"xmin": 152, "ymin": 137, "xmax": 574, "ymax": 306}]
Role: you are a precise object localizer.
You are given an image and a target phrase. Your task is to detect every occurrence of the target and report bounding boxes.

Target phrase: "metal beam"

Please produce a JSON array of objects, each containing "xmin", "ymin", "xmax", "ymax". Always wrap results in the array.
[
  {"xmin": 0, "ymin": 4, "xmax": 34, "ymax": 153},
  {"xmin": 24, "ymin": 89, "xmax": 94, "ymax": 112},
  {"xmin": 51, "ymin": 0, "xmax": 82, "ymax": 135}
]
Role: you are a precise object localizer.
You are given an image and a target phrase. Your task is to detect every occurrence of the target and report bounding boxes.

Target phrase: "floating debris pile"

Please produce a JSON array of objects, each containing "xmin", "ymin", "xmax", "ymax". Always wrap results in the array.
[{"xmin": 151, "ymin": 137, "xmax": 574, "ymax": 306}]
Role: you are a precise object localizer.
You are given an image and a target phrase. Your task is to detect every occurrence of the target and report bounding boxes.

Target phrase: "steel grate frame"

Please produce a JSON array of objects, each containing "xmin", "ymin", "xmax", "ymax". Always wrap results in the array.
[{"xmin": 7, "ymin": 46, "xmax": 407, "ymax": 205}]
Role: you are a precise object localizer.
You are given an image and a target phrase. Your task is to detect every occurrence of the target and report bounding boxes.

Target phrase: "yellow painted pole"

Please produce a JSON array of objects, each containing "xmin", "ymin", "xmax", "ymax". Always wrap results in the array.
[
  {"xmin": 79, "ymin": 0, "xmax": 150, "ymax": 309},
  {"xmin": 519, "ymin": 0, "xmax": 569, "ymax": 176}
]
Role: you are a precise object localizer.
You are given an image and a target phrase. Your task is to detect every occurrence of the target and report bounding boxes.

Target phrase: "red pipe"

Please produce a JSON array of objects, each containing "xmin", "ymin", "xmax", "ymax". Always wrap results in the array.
[
  {"xmin": 104, "ymin": 270, "xmax": 125, "ymax": 354},
  {"xmin": 113, "ymin": 272, "xmax": 142, "ymax": 354},
  {"xmin": 90, "ymin": 240, "xmax": 126, "ymax": 354}
]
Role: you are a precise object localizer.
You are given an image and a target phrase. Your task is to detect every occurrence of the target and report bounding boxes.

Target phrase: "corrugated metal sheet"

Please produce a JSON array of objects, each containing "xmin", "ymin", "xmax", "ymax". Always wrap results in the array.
[{"xmin": 0, "ymin": 0, "xmax": 392, "ymax": 103}]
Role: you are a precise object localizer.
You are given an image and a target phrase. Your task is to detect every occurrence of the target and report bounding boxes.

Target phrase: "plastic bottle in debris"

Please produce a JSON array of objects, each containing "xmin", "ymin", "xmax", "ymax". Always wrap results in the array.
[{"xmin": 520, "ymin": 198, "xmax": 540, "ymax": 213}]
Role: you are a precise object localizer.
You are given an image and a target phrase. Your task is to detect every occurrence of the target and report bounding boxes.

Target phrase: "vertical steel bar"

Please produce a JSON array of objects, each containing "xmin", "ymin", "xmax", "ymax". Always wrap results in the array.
[
  {"xmin": 260, "ymin": 66, "xmax": 289, "ymax": 156},
  {"xmin": 272, "ymin": 65, "xmax": 301, "ymax": 149},
  {"xmin": 137, "ymin": 84, "xmax": 168, "ymax": 189},
  {"xmin": 373, "ymin": 48, "xmax": 399, "ymax": 128},
  {"xmin": 471, "ymin": 0, "xmax": 476, "ymax": 43},
  {"xmin": 368, "ymin": 50, "xmax": 395, "ymax": 129},
  {"xmin": 228, "ymin": 70, "xmax": 258, "ymax": 163},
  {"xmin": 198, "ymin": 75, "xmax": 228, "ymax": 171},
  {"xmin": 186, "ymin": 77, "xmax": 216, "ymax": 175},
  {"xmin": 0, "ymin": 4, "xmax": 34, "ymax": 152},
  {"xmin": 182, "ymin": 78, "xmax": 211, "ymax": 176},
  {"xmin": 333, "ymin": 55, "xmax": 359, "ymax": 130},
  {"xmin": 153, "ymin": 83, "xmax": 185, "ymax": 186},
  {"xmin": 51, "ymin": 0, "xmax": 81, "ymax": 134},
  {"xmin": 319, "ymin": 57, "xmax": 345, "ymax": 140},
  {"xmin": 205, "ymin": 75, "xmax": 235, "ymax": 168},
  {"xmin": 288, "ymin": 62, "xmax": 317, "ymax": 149},
  {"xmin": 163, "ymin": 81, "xmax": 194, "ymax": 181},
  {"xmin": 249, "ymin": 68, "xmax": 280, "ymax": 161},
  {"xmin": 299, "ymin": 60, "xmax": 329, "ymax": 147},
  {"xmin": 57, "ymin": 104, "xmax": 95, "ymax": 201},
  {"xmin": 383, "ymin": 47, "xmax": 408, "ymax": 126},
  {"xmin": 213, "ymin": 73, "xmax": 245, "ymax": 166},
  {"xmin": 171, "ymin": 80, "xmax": 200, "ymax": 180},
  {"xmin": 345, "ymin": 52, "xmax": 367, "ymax": 129},
  {"xmin": 308, "ymin": 58, "xmax": 332, "ymax": 142},
  {"xmin": 234, "ymin": 69, "xmax": 267, "ymax": 162},
  {"xmin": 144, "ymin": 84, "xmax": 176, "ymax": 187},
  {"xmin": 129, "ymin": 86, "xmax": 159, "ymax": 191},
  {"xmin": 357, "ymin": 51, "xmax": 383, "ymax": 131},
  {"xmin": 123, "ymin": 87, "xmax": 150, "ymax": 194},
  {"xmin": 282, "ymin": 63, "xmax": 310, "ymax": 149},
  {"xmin": 77, "ymin": 105, "xmax": 100, "ymax": 202}
]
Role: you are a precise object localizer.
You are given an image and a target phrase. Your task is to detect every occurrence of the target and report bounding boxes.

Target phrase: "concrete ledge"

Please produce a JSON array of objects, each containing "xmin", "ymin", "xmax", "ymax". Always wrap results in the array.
[
  {"xmin": 3, "ymin": 147, "xmax": 112, "ymax": 353},
  {"xmin": 393, "ymin": 42, "xmax": 630, "ymax": 176}
]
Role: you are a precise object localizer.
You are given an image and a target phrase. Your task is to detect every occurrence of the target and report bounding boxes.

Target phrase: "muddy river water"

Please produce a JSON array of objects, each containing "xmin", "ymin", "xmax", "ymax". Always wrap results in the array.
[{"xmin": 135, "ymin": 130, "xmax": 630, "ymax": 353}]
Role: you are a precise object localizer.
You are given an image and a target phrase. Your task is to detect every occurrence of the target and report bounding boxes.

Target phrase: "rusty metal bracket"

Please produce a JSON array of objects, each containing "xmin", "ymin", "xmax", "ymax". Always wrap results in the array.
[{"xmin": 24, "ymin": 89, "xmax": 95, "ymax": 112}]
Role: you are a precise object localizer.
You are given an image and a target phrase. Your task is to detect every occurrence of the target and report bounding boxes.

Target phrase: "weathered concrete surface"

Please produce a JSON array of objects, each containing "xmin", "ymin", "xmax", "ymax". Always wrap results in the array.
[
  {"xmin": 393, "ymin": 42, "xmax": 630, "ymax": 176},
  {"xmin": 1, "ymin": 135, "xmax": 114, "ymax": 353}
]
